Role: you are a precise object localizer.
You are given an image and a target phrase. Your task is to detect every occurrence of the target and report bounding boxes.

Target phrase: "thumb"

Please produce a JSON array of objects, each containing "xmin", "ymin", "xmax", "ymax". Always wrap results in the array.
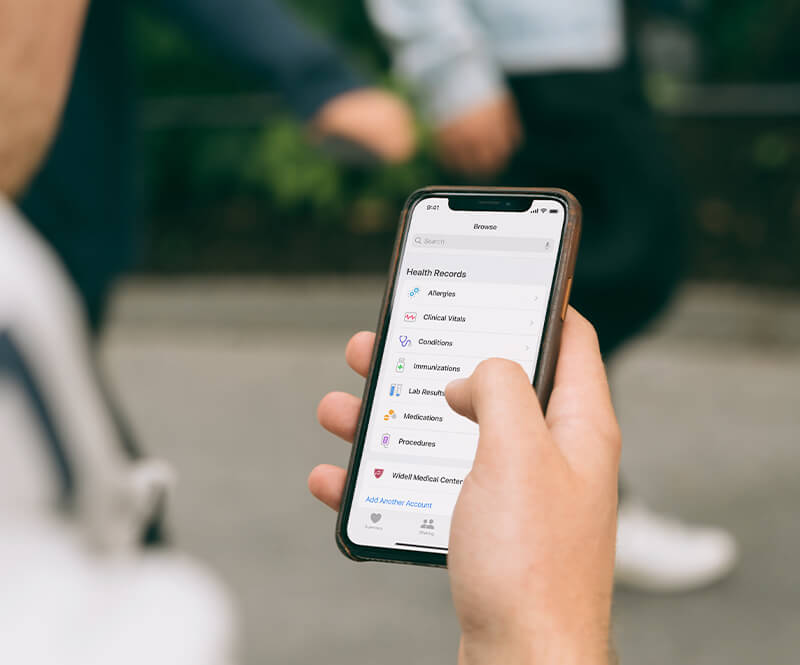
[{"xmin": 446, "ymin": 359, "xmax": 551, "ymax": 472}]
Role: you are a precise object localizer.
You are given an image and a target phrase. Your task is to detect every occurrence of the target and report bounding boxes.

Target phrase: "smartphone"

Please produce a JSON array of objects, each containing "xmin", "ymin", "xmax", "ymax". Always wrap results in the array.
[{"xmin": 336, "ymin": 187, "xmax": 581, "ymax": 567}]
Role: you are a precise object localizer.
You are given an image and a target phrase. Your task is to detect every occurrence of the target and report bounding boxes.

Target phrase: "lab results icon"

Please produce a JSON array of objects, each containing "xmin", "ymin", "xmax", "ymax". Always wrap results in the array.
[
  {"xmin": 389, "ymin": 383, "xmax": 402, "ymax": 397},
  {"xmin": 370, "ymin": 513, "xmax": 382, "ymax": 523},
  {"xmin": 380, "ymin": 433, "xmax": 391, "ymax": 448},
  {"xmin": 420, "ymin": 519, "xmax": 435, "ymax": 531},
  {"xmin": 409, "ymin": 287, "xmax": 420, "ymax": 298},
  {"xmin": 404, "ymin": 312, "xmax": 417, "ymax": 322},
  {"xmin": 373, "ymin": 468, "xmax": 384, "ymax": 479},
  {"xmin": 395, "ymin": 357, "xmax": 405, "ymax": 373},
  {"xmin": 383, "ymin": 409, "xmax": 397, "ymax": 421},
  {"xmin": 399, "ymin": 335, "xmax": 412, "ymax": 348}
]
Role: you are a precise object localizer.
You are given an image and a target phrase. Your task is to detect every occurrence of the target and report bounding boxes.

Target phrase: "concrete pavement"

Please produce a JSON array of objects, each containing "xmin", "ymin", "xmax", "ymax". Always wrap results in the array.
[{"xmin": 101, "ymin": 278, "xmax": 800, "ymax": 665}]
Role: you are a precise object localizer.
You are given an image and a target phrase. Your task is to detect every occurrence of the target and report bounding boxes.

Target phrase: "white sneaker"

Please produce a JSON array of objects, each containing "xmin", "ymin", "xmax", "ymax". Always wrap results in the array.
[{"xmin": 615, "ymin": 499, "xmax": 738, "ymax": 593}]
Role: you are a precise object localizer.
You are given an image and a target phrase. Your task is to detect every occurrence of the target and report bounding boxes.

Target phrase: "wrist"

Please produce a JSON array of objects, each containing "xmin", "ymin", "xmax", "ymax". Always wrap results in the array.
[{"xmin": 459, "ymin": 623, "xmax": 613, "ymax": 665}]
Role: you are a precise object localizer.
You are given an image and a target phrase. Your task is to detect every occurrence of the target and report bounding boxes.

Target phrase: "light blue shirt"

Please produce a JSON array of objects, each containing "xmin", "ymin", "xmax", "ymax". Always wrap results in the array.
[{"xmin": 366, "ymin": 0, "xmax": 626, "ymax": 124}]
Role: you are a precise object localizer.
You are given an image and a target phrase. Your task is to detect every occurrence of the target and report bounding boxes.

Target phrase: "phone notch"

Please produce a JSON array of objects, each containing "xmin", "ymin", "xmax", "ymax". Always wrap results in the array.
[{"xmin": 447, "ymin": 195, "xmax": 534, "ymax": 212}]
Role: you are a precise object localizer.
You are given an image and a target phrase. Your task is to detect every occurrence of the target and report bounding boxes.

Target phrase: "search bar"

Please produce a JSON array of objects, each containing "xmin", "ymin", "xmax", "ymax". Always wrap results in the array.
[{"xmin": 411, "ymin": 234, "xmax": 554, "ymax": 253}]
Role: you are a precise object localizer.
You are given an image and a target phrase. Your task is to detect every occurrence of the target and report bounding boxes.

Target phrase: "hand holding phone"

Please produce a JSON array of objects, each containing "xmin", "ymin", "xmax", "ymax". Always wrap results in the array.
[
  {"xmin": 331, "ymin": 188, "xmax": 581, "ymax": 566},
  {"xmin": 310, "ymin": 310, "xmax": 621, "ymax": 664}
]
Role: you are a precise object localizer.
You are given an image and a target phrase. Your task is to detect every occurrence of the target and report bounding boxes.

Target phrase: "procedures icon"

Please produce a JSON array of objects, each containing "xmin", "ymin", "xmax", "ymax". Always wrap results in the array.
[{"xmin": 380, "ymin": 433, "xmax": 390, "ymax": 448}]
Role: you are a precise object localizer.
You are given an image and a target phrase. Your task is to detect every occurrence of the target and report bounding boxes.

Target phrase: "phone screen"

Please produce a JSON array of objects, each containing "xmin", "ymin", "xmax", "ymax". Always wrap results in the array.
[{"xmin": 346, "ymin": 195, "xmax": 567, "ymax": 555}]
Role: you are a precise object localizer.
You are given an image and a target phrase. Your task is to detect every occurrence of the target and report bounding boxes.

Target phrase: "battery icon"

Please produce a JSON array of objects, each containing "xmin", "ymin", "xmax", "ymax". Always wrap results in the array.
[{"xmin": 549, "ymin": 209, "xmax": 559, "ymax": 214}]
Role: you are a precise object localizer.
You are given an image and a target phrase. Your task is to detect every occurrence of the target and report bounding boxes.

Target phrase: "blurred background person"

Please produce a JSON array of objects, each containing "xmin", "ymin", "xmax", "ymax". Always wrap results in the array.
[
  {"xmin": 19, "ymin": 0, "xmax": 416, "ymax": 336},
  {"xmin": 365, "ymin": 0, "xmax": 738, "ymax": 592},
  {"xmin": 2, "ymin": 0, "xmax": 415, "ymax": 661},
  {"xmin": 15, "ymin": 0, "xmax": 416, "ymax": 528},
  {"xmin": 1, "ymin": 2, "xmax": 237, "ymax": 663},
  {"xmin": 15, "ymin": 0, "xmax": 416, "ymax": 534}
]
